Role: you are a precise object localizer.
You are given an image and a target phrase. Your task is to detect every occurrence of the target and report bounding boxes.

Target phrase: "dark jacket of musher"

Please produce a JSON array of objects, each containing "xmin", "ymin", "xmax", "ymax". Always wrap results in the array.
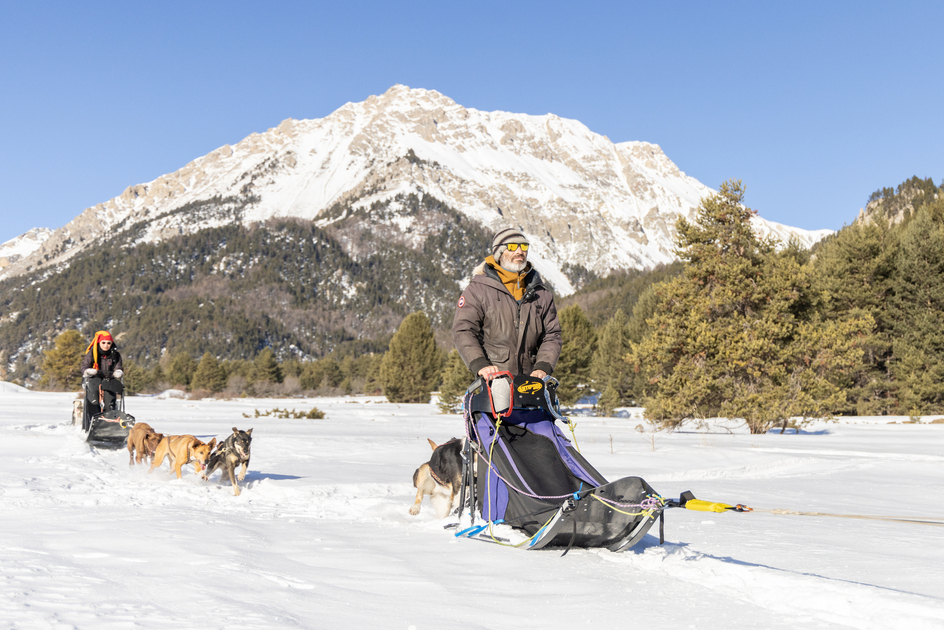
[
  {"xmin": 452, "ymin": 257, "xmax": 562, "ymax": 377},
  {"xmin": 81, "ymin": 345, "xmax": 123, "ymax": 379}
]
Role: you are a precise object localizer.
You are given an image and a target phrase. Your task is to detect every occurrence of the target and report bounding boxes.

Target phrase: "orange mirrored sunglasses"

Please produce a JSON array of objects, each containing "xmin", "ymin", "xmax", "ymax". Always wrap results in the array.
[{"xmin": 505, "ymin": 243, "xmax": 529, "ymax": 252}]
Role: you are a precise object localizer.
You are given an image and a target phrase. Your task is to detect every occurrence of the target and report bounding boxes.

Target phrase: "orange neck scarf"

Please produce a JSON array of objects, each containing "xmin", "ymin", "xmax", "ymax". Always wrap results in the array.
[{"xmin": 486, "ymin": 256, "xmax": 529, "ymax": 301}]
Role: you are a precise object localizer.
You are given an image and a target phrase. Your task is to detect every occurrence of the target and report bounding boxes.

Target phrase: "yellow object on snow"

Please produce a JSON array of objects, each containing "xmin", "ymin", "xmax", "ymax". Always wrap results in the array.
[{"xmin": 685, "ymin": 499, "xmax": 735, "ymax": 513}]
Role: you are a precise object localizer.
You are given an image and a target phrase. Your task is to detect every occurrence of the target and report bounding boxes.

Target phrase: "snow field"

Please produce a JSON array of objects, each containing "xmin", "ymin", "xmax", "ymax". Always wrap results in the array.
[{"xmin": 1, "ymin": 389, "xmax": 942, "ymax": 629}]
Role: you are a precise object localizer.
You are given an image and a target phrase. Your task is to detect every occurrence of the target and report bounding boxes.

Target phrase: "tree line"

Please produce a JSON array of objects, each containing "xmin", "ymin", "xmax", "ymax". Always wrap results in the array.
[
  {"xmin": 443, "ymin": 176, "xmax": 944, "ymax": 432},
  {"xmin": 24, "ymin": 175, "xmax": 944, "ymax": 434}
]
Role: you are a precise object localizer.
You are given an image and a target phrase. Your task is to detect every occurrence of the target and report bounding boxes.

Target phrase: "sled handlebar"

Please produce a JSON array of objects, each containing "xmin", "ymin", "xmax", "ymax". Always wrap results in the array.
[{"xmin": 485, "ymin": 371, "xmax": 514, "ymax": 418}]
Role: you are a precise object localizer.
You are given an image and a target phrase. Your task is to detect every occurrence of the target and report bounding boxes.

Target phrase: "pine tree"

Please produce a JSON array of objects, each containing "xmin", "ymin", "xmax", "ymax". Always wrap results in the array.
[
  {"xmin": 438, "ymin": 349, "xmax": 475, "ymax": 413},
  {"xmin": 555, "ymin": 304, "xmax": 597, "ymax": 406},
  {"xmin": 251, "ymin": 348, "xmax": 283, "ymax": 384},
  {"xmin": 630, "ymin": 180, "xmax": 871, "ymax": 433},
  {"xmin": 625, "ymin": 284, "xmax": 662, "ymax": 345},
  {"xmin": 888, "ymin": 206, "xmax": 944, "ymax": 413},
  {"xmin": 148, "ymin": 362, "xmax": 166, "ymax": 388},
  {"xmin": 191, "ymin": 352, "xmax": 226, "ymax": 393},
  {"xmin": 590, "ymin": 309, "xmax": 633, "ymax": 415},
  {"xmin": 624, "ymin": 284, "xmax": 666, "ymax": 403},
  {"xmin": 362, "ymin": 355, "xmax": 384, "ymax": 395},
  {"xmin": 300, "ymin": 361, "xmax": 325, "ymax": 390},
  {"xmin": 122, "ymin": 360, "xmax": 148, "ymax": 395},
  {"xmin": 166, "ymin": 352, "xmax": 197, "ymax": 389},
  {"xmin": 281, "ymin": 359, "xmax": 303, "ymax": 379},
  {"xmin": 811, "ymin": 219, "xmax": 898, "ymax": 414},
  {"xmin": 38, "ymin": 329, "xmax": 86, "ymax": 391},
  {"xmin": 319, "ymin": 357, "xmax": 343, "ymax": 388},
  {"xmin": 380, "ymin": 312, "xmax": 444, "ymax": 404}
]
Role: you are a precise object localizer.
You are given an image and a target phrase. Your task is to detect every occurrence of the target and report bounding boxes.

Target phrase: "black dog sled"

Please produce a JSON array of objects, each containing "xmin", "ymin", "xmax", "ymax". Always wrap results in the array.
[
  {"xmin": 79, "ymin": 377, "xmax": 135, "ymax": 449},
  {"xmin": 456, "ymin": 373, "xmax": 746, "ymax": 552}
]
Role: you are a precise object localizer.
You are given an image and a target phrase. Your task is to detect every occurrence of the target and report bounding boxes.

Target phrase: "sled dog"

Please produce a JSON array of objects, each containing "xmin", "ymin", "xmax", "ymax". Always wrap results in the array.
[
  {"xmin": 127, "ymin": 422, "xmax": 164, "ymax": 466},
  {"xmin": 410, "ymin": 438, "xmax": 465, "ymax": 518},
  {"xmin": 72, "ymin": 399, "xmax": 84, "ymax": 427},
  {"xmin": 202, "ymin": 427, "xmax": 253, "ymax": 496},
  {"xmin": 148, "ymin": 435, "xmax": 216, "ymax": 479}
]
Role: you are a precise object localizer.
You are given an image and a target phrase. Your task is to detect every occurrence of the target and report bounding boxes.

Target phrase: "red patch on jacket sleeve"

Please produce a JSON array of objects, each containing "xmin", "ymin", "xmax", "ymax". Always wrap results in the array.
[{"xmin": 458, "ymin": 296, "xmax": 465, "ymax": 308}]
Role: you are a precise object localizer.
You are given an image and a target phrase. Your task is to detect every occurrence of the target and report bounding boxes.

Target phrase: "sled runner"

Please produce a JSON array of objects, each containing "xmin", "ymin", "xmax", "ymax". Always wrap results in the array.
[
  {"xmin": 80, "ymin": 377, "xmax": 135, "ymax": 449},
  {"xmin": 456, "ymin": 373, "xmax": 741, "ymax": 552}
]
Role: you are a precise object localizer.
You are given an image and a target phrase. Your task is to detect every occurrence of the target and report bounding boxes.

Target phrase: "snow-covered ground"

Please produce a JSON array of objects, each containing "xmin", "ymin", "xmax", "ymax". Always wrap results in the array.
[{"xmin": 1, "ymin": 386, "xmax": 942, "ymax": 629}]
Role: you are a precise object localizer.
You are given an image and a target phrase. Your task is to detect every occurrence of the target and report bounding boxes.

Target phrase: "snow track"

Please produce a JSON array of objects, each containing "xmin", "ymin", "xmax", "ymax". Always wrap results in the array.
[{"xmin": 594, "ymin": 544, "xmax": 943, "ymax": 630}]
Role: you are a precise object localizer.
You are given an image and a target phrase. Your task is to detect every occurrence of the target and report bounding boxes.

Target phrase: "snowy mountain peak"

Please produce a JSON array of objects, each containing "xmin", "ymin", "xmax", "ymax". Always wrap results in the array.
[
  {"xmin": 0, "ymin": 228, "xmax": 52, "ymax": 270},
  {"xmin": 0, "ymin": 86, "xmax": 831, "ymax": 293}
]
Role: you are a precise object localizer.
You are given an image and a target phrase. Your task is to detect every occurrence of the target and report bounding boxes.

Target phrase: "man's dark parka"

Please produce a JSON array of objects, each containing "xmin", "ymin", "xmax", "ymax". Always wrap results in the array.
[{"xmin": 452, "ymin": 260, "xmax": 562, "ymax": 376}]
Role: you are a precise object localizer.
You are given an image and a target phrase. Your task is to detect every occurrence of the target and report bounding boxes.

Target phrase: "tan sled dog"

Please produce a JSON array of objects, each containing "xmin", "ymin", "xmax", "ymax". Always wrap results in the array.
[
  {"xmin": 127, "ymin": 422, "xmax": 164, "ymax": 466},
  {"xmin": 148, "ymin": 435, "xmax": 216, "ymax": 479},
  {"xmin": 410, "ymin": 438, "xmax": 465, "ymax": 518}
]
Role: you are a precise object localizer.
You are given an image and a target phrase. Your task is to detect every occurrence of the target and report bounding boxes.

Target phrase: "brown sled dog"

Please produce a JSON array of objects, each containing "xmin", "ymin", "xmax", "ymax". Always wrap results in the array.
[
  {"xmin": 410, "ymin": 438, "xmax": 465, "ymax": 518},
  {"xmin": 148, "ymin": 435, "xmax": 216, "ymax": 479},
  {"xmin": 127, "ymin": 422, "xmax": 164, "ymax": 466}
]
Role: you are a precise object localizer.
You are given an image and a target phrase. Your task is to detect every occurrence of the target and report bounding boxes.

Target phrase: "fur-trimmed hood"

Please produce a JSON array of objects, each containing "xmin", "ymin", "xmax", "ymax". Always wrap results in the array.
[{"xmin": 472, "ymin": 258, "xmax": 534, "ymax": 280}]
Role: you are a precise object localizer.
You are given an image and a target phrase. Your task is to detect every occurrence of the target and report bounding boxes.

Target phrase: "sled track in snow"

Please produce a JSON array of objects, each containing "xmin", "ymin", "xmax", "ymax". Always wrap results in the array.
[{"xmin": 592, "ymin": 545, "xmax": 944, "ymax": 630}]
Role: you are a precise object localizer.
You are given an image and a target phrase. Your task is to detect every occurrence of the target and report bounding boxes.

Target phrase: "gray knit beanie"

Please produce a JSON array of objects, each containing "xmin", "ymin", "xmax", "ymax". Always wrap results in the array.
[{"xmin": 491, "ymin": 228, "xmax": 528, "ymax": 259}]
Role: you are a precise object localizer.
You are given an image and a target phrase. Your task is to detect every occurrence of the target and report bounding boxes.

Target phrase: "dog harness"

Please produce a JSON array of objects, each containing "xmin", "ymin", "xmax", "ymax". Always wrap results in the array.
[{"xmin": 428, "ymin": 466, "xmax": 449, "ymax": 488}]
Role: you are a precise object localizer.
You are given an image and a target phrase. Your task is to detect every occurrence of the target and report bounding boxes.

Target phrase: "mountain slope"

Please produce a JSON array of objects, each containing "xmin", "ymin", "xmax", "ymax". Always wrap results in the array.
[
  {"xmin": 0, "ymin": 86, "xmax": 830, "ymax": 293},
  {"xmin": 0, "ymin": 194, "xmax": 492, "ymax": 377},
  {"xmin": 0, "ymin": 228, "xmax": 51, "ymax": 270}
]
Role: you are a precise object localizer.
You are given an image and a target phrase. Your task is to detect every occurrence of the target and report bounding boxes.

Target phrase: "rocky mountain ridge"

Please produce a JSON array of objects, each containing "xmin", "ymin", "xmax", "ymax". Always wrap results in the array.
[
  {"xmin": 0, "ymin": 85, "xmax": 830, "ymax": 295},
  {"xmin": 856, "ymin": 176, "xmax": 941, "ymax": 227},
  {"xmin": 0, "ymin": 228, "xmax": 52, "ymax": 270}
]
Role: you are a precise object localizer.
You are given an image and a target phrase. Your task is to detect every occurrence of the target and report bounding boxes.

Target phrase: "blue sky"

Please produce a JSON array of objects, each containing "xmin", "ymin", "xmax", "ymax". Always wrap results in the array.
[{"xmin": 1, "ymin": 1, "xmax": 941, "ymax": 245}]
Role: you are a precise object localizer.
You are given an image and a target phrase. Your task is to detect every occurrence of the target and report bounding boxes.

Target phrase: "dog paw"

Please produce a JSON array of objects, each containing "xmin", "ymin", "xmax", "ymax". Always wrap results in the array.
[
  {"xmin": 237, "ymin": 473, "xmax": 247, "ymax": 481},
  {"xmin": 408, "ymin": 505, "xmax": 421, "ymax": 516}
]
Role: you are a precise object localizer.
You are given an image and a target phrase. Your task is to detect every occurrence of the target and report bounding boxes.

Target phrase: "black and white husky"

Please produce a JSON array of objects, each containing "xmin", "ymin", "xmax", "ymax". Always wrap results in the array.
[{"xmin": 203, "ymin": 427, "xmax": 253, "ymax": 495}]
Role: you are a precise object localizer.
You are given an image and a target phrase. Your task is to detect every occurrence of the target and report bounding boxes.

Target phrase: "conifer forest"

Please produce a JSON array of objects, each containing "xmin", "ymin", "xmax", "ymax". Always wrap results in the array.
[{"xmin": 4, "ymin": 177, "xmax": 944, "ymax": 431}]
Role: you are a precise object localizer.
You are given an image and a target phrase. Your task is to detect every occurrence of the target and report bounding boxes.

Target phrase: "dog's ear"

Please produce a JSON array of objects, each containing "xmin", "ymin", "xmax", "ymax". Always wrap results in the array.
[
  {"xmin": 232, "ymin": 427, "xmax": 238, "ymax": 434},
  {"xmin": 246, "ymin": 428, "xmax": 253, "ymax": 436},
  {"xmin": 208, "ymin": 438, "xmax": 217, "ymax": 450},
  {"xmin": 427, "ymin": 438, "xmax": 438, "ymax": 451}
]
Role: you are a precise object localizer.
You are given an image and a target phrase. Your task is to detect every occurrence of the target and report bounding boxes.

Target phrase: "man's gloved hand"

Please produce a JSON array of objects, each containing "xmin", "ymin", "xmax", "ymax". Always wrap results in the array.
[
  {"xmin": 84, "ymin": 368, "xmax": 98, "ymax": 377},
  {"xmin": 113, "ymin": 370, "xmax": 124, "ymax": 379}
]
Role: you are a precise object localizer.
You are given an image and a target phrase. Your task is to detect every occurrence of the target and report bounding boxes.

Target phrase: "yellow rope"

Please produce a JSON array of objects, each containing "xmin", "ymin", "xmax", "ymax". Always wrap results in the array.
[
  {"xmin": 567, "ymin": 420, "xmax": 581, "ymax": 453},
  {"xmin": 590, "ymin": 493, "xmax": 654, "ymax": 518},
  {"xmin": 755, "ymin": 508, "xmax": 944, "ymax": 527}
]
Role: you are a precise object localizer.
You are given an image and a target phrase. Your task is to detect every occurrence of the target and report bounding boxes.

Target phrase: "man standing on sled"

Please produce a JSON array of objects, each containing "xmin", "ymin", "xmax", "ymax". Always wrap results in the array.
[{"xmin": 452, "ymin": 227, "xmax": 561, "ymax": 380}]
